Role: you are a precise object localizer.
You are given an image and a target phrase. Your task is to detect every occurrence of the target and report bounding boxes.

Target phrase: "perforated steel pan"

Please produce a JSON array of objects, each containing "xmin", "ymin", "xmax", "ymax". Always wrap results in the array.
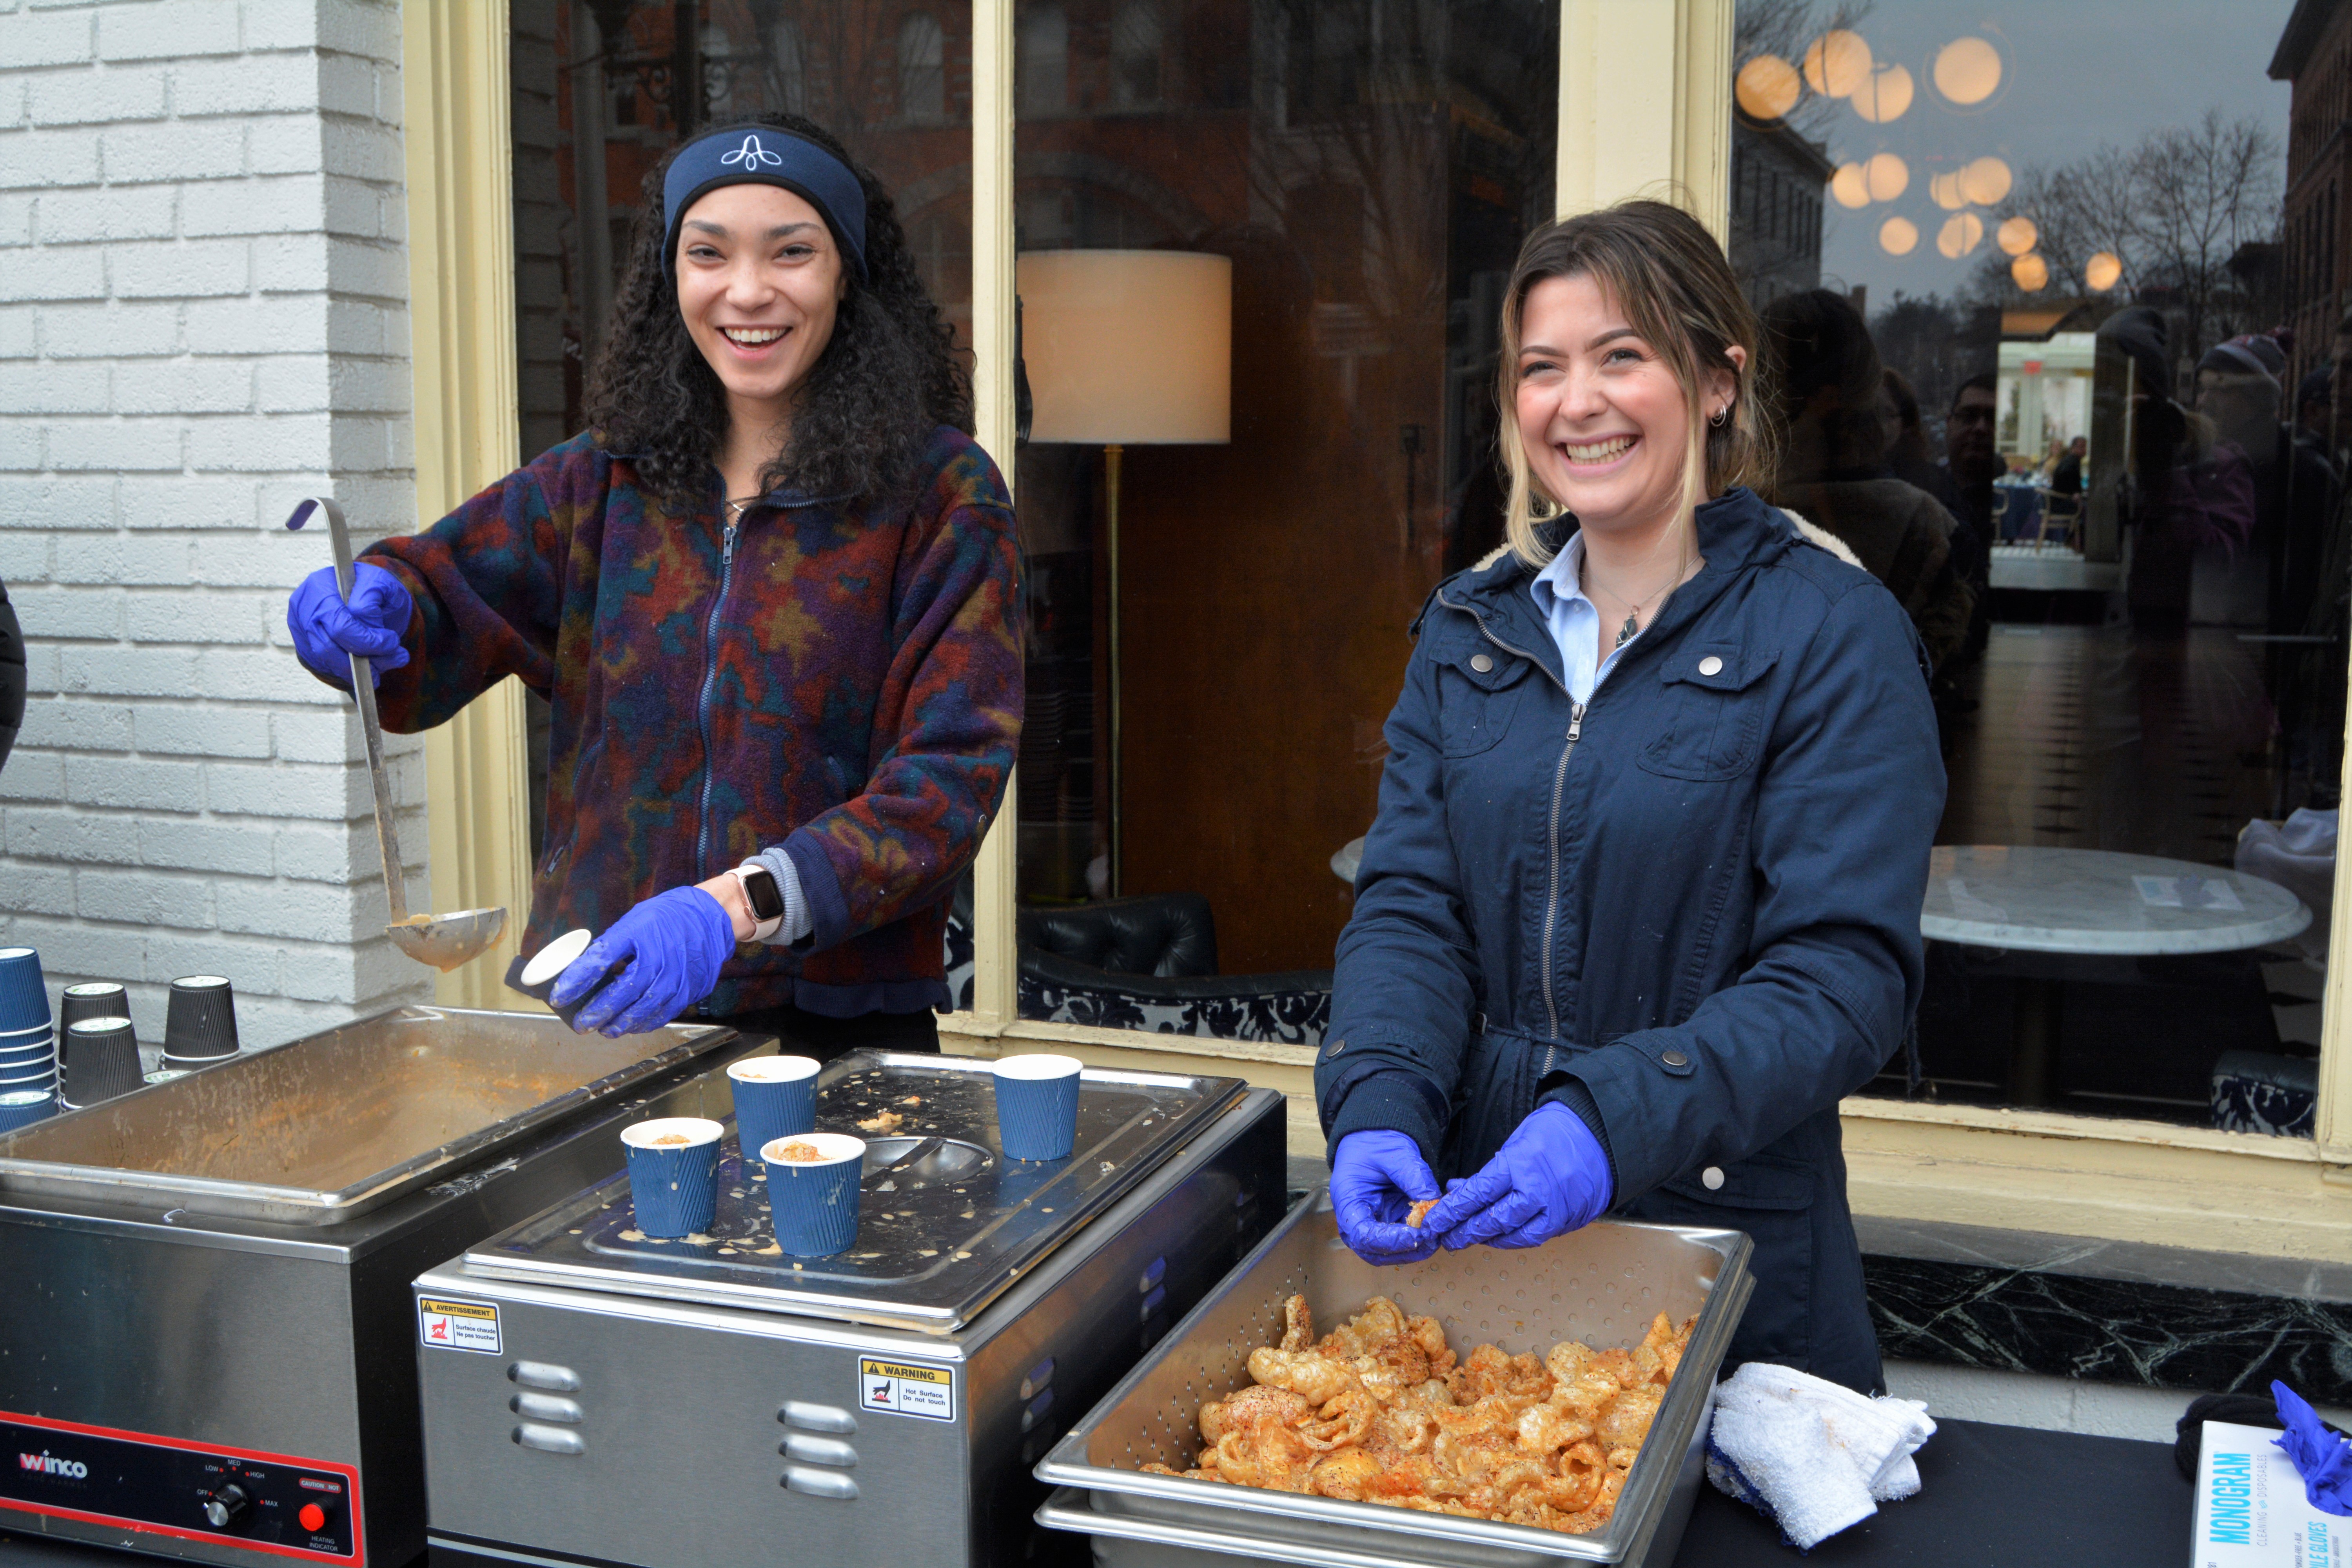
[{"xmin": 1034, "ymin": 1193, "xmax": 1753, "ymax": 1568}]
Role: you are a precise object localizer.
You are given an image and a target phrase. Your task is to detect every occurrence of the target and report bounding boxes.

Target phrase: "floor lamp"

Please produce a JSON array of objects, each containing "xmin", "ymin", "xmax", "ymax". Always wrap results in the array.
[{"xmin": 1017, "ymin": 249, "xmax": 1232, "ymax": 895}]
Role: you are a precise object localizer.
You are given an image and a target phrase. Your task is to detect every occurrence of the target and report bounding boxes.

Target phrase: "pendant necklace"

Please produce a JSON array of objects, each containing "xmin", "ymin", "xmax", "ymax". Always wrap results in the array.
[{"xmin": 1605, "ymin": 557, "xmax": 1686, "ymax": 649}]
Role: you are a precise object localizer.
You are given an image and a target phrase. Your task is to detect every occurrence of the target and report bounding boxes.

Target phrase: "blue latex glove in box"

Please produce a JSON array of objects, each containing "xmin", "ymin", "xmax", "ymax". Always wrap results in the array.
[
  {"xmin": 2274, "ymin": 1381, "xmax": 2352, "ymax": 1515},
  {"xmin": 287, "ymin": 563, "xmax": 412, "ymax": 688},
  {"xmin": 550, "ymin": 887, "xmax": 738, "ymax": 1037},
  {"xmin": 1330, "ymin": 1129, "xmax": 1441, "ymax": 1265},
  {"xmin": 1424, "ymin": 1102, "xmax": 1613, "ymax": 1250}
]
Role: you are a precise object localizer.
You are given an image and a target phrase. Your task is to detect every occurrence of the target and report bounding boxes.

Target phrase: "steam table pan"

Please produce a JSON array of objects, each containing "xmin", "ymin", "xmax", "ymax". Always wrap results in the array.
[
  {"xmin": 0, "ymin": 1004, "xmax": 739, "ymax": 1225},
  {"xmin": 1033, "ymin": 1193, "xmax": 1754, "ymax": 1568},
  {"xmin": 461, "ymin": 1049, "xmax": 1248, "ymax": 1334}
]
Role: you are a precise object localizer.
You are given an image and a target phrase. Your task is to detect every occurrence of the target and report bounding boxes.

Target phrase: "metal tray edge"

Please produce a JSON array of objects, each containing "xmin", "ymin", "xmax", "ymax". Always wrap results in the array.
[
  {"xmin": 0, "ymin": 1010, "xmax": 740, "ymax": 1225},
  {"xmin": 1033, "ymin": 1192, "xmax": 1754, "ymax": 1564}
]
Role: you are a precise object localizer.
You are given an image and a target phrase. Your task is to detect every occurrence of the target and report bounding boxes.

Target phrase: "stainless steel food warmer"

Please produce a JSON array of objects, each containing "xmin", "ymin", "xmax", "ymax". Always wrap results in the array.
[
  {"xmin": 0, "ymin": 1005, "xmax": 758, "ymax": 1568},
  {"xmin": 1031, "ymin": 1193, "xmax": 1755, "ymax": 1568},
  {"xmin": 409, "ymin": 1051, "xmax": 1288, "ymax": 1568}
]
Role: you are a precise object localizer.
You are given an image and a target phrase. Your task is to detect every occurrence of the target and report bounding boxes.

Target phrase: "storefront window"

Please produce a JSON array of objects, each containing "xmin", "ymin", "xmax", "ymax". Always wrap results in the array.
[
  {"xmin": 510, "ymin": 1, "xmax": 978, "ymax": 851},
  {"xmin": 1729, "ymin": 1, "xmax": 2337, "ymax": 1137},
  {"xmin": 1004, "ymin": 0, "xmax": 1557, "ymax": 1038}
]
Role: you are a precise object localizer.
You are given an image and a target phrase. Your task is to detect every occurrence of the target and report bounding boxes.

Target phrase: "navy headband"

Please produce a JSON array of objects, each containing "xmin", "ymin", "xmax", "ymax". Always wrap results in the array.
[{"xmin": 662, "ymin": 127, "xmax": 868, "ymax": 280}]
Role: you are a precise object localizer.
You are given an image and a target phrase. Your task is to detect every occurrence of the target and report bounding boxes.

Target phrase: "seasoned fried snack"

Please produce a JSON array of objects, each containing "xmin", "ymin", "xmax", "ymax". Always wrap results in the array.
[
  {"xmin": 1405, "ymin": 1199, "xmax": 1438, "ymax": 1229},
  {"xmin": 1137, "ymin": 1295, "xmax": 1695, "ymax": 1536}
]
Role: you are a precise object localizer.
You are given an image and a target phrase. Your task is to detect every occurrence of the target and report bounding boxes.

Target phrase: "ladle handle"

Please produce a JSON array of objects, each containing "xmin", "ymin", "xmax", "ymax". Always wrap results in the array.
[{"xmin": 287, "ymin": 497, "xmax": 409, "ymax": 926}]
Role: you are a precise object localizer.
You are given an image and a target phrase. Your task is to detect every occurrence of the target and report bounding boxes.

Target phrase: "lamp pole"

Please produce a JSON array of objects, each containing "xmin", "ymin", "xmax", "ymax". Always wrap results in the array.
[{"xmin": 1105, "ymin": 442, "xmax": 1123, "ymax": 897}]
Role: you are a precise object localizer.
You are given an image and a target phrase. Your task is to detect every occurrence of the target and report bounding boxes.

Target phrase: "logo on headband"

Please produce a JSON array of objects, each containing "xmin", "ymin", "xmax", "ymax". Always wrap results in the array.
[{"xmin": 720, "ymin": 135, "xmax": 785, "ymax": 171}]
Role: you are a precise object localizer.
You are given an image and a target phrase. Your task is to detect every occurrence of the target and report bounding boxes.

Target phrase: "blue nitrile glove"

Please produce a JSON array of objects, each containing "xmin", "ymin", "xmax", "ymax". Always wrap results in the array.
[
  {"xmin": 548, "ymin": 887, "xmax": 738, "ymax": 1037},
  {"xmin": 1330, "ymin": 1129, "xmax": 1443, "ymax": 1266},
  {"xmin": 288, "ymin": 563, "xmax": 412, "ymax": 688},
  {"xmin": 2274, "ymin": 1381, "xmax": 2352, "ymax": 1515},
  {"xmin": 1424, "ymin": 1102, "xmax": 1613, "ymax": 1250}
]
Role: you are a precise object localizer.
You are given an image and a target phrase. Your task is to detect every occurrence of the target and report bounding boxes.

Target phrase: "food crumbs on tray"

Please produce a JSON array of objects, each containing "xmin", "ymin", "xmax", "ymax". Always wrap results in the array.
[
  {"xmin": 772, "ymin": 1140, "xmax": 826, "ymax": 1162},
  {"xmin": 900, "ymin": 1094, "xmax": 922, "ymax": 1105},
  {"xmin": 1133, "ymin": 1295, "xmax": 1695, "ymax": 1536},
  {"xmin": 917, "ymin": 1248, "xmax": 938, "ymax": 1257},
  {"xmin": 717, "ymin": 1247, "xmax": 737, "ymax": 1256},
  {"xmin": 756, "ymin": 1242, "xmax": 782, "ymax": 1256},
  {"xmin": 619, "ymin": 1229, "xmax": 646, "ymax": 1241},
  {"xmin": 857, "ymin": 1110, "xmax": 904, "ymax": 1133}
]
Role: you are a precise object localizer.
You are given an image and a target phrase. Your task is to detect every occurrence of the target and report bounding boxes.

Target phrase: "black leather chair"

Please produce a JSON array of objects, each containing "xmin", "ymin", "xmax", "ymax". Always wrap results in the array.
[{"xmin": 943, "ymin": 883, "xmax": 1332, "ymax": 1048}]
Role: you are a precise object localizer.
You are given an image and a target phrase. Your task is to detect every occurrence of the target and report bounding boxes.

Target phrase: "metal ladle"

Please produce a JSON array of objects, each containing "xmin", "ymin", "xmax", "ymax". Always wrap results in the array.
[{"xmin": 287, "ymin": 497, "xmax": 507, "ymax": 971}]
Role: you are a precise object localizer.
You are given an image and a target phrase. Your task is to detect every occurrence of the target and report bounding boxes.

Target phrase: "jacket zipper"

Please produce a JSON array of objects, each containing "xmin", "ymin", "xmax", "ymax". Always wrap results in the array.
[
  {"xmin": 693, "ymin": 513, "xmax": 742, "ymax": 878},
  {"xmin": 1435, "ymin": 591, "xmax": 1585, "ymax": 1043}
]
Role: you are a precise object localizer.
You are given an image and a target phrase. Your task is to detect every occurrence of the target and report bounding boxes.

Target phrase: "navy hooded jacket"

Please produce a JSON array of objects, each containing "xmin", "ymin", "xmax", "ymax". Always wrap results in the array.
[{"xmin": 1319, "ymin": 485, "xmax": 1944, "ymax": 1392}]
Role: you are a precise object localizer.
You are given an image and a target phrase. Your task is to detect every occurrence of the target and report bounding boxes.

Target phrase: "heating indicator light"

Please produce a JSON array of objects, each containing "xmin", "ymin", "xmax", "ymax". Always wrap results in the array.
[{"xmin": 298, "ymin": 1503, "xmax": 327, "ymax": 1534}]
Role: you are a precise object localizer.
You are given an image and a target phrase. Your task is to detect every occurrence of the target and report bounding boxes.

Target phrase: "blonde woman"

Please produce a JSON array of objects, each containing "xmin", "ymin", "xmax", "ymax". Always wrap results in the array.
[{"xmin": 1319, "ymin": 201, "xmax": 1943, "ymax": 1393}]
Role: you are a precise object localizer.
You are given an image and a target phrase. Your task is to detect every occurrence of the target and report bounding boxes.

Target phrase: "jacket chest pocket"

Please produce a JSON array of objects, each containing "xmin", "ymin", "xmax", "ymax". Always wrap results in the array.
[
  {"xmin": 1638, "ymin": 643, "xmax": 1779, "ymax": 781},
  {"xmin": 1436, "ymin": 647, "xmax": 1533, "ymax": 758}
]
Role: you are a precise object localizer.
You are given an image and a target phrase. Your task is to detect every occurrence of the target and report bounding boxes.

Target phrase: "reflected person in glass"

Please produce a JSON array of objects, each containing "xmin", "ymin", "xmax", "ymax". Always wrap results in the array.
[
  {"xmin": 1318, "ymin": 200, "xmax": 1943, "ymax": 1394},
  {"xmin": 283, "ymin": 115, "xmax": 1018, "ymax": 1057}
]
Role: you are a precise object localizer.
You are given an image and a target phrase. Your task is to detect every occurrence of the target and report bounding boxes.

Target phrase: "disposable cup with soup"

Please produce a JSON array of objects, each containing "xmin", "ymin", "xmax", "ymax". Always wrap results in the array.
[
  {"xmin": 619, "ymin": 1117, "xmax": 724, "ymax": 1238},
  {"xmin": 727, "ymin": 1055, "xmax": 820, "ymax": 1157},
  {"xmin": 991, "ymin": 1053, "xmax": 1083, "ymax": 1162},
  {"xmin": 760, "ymin": 1132, "xmax": 867, "ymax": 1257}
]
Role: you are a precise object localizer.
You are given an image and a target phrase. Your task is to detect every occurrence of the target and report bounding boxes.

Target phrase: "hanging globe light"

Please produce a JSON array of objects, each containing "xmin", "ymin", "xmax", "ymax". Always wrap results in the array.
[
  {"xmin": 1936, "ymin": 212, "xmax": 1986, "ymax": 259},
  {"xmin": 2011, "ymin": 254, "xmax": 2049, "ymax": 292},
  {"xmin": 1803, "ymin": 29, "xmax": 1873, "ymax": 98},
  {"xmin": 1929, "ymin": 171, "xmax": 1967, "ymax": 211},
  {"xmin": 1958, "ymin": 156, "xmax": 2013, "ymax": 207},
  {"xmin": 1829, "ymin": 162, "xmax": 1872, "ymax": 209},
  {"xmin": 1737, "ymin": 54, "xmax": 1803, "ymax": 120},
  {"xmin": 1864, "ymin": 152, "xmax": 1909, "ymax": 202},
  {"xmin": 1880, "ymin": 216, "xmax": 1920, "ymax": 256},
  {"xmin": 1931, "ymin": 37, "xmax": 2003, "ymax": 106},
  {"xmin": 1851, "ymin": 63, "xmax": 1913, "ymax": 123},
  {"xmin": 2085, "ymin": 251, "xmax": 2124, "ymax": 291},
  {"xmin": 1997, "ymin": 216, "xmax": 2038, "ymax": 256}
]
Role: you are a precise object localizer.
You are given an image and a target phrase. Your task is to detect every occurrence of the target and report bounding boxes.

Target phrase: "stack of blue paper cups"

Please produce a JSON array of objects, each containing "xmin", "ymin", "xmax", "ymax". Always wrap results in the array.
[{"xmin": 0, "ymin": 949, "xmax": 56, "ymax": 1122}]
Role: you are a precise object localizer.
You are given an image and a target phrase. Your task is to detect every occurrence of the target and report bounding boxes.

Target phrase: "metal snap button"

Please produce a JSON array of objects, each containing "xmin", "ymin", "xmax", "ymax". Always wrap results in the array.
[
  {"xmin": 1470, "ymin": 653, "xmax": 1494, "ymax": 673},
  {"xmin": 1698, "ymin": 655, "xmax": 1724, "ymax": 677},
  {"xmin": 1661, "ymin": 1049, "xmax": 1689, "ymax": 1068},
  {"xmin": 1702, "ymin": 1166, "xmax": 1724, "ymax": 1191}
]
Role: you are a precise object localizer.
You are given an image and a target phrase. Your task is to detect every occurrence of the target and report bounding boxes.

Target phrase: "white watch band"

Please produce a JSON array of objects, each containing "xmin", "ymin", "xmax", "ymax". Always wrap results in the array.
[{"xmin": 728, "ymin": 864, "xmax": 785, "ymax": 942}]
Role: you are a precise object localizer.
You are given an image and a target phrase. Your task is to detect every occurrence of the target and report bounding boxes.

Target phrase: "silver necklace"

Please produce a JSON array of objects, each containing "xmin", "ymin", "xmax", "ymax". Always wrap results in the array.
[{"xmin": 1599, "ymin": 556, "xmax": 1687, "ymax": 648}]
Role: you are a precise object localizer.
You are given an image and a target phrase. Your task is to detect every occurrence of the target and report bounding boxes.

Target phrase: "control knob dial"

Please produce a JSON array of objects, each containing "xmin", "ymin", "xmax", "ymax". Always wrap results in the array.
[{"xmin": 202, "ymin": 1483, "xmax": 250, "ymax": 1529}]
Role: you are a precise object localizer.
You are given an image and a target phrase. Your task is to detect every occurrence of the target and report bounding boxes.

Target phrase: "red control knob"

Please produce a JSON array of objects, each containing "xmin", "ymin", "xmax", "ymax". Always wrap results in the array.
[{"xmin": 298, "ymin": 1503, "xmax": 327, "ymax": 1534}]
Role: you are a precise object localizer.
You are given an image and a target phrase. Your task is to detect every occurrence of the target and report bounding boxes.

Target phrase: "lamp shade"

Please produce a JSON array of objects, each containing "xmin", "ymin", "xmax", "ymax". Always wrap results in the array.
[{"xmin": 1018, "ymin": 249, "xmax": 1231, "ymax": 444}]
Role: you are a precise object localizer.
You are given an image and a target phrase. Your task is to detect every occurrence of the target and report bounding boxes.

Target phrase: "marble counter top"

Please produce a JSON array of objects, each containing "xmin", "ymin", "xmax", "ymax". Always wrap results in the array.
[{"xmin": 1921, "ymin": 844, "xmax": 2310, "ymax": 955}]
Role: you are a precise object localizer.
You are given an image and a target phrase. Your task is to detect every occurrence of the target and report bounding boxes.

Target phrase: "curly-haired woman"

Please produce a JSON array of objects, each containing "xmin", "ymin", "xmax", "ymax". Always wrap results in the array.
[
  {"xmin": 285, "ymin": 116, "xmax": 1019, "ymax": 1057},
  {"xmin": 1318, "ymin": 201, "xmax": 1941, "ymax": 1393}
]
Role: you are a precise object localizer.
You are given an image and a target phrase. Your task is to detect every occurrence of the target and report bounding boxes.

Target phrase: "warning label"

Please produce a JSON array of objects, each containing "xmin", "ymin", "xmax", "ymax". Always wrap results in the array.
[
  {"xmin": 858, "ymin": 1357, "xmax": 955, "ymax": 1423},
  {"xmin": 417, "ymin": 1297, "xmax": 502, "ymax": 1355}
]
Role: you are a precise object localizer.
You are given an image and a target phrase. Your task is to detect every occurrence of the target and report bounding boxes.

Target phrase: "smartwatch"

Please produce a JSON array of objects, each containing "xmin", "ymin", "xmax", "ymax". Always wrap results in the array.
[{"xmin": 728, "ymin": 862, "xmax": 787, "ymax": 942}]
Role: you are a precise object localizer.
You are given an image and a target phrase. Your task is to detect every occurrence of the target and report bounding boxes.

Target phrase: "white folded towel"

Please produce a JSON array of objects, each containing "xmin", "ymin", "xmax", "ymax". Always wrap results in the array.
[{"xmin": 1704, "ymin": 1362, "xmax": 1937, "ymax": 1549}]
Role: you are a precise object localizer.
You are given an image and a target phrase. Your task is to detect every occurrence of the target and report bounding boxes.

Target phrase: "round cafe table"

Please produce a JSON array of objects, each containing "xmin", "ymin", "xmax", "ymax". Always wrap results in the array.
[{"xmin": 1920, "ymin": 845, "xmax": 2311, "ymax": 1106}]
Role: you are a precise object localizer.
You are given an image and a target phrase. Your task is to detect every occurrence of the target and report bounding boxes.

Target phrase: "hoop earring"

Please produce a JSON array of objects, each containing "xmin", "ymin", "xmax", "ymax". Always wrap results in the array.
[{"xmin": 1709, "ymin": 405, "xmax": 1731, "ymax": 428}]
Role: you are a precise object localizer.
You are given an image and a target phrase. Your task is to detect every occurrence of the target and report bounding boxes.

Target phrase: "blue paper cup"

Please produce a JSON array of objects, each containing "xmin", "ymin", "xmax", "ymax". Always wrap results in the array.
[
  {"xmin": 0, "ymin": 1033, "xmax": 54, "ymax": 1065},
  {"xmin": 760, "ymin": 1132, "xmax": 867, "ymax": 1257},
  {"xmin": 993, "ymin": 1054, "xmax": 1083, "ymax": 1162},
  {"xmin": 728, "ymin": 1055, "xmax": 819, "ymax": 1156},
  {"xmin": 620, "ymin": 1118, "xmax": 723, "ymax": 1238},
  {"xmin": 0, "ymin": 950, "xmax": 47, "ymax": 1034},
  {"xmin": 0, "ymin": 1089, "xmax": 55, "ymax": 1133}
]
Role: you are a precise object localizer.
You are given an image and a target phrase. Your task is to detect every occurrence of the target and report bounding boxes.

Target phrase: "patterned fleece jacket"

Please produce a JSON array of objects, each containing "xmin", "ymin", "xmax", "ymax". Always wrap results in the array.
[{"xmin": 361, "ymin": 425, "xmax": 1022, "ymax": 1018}]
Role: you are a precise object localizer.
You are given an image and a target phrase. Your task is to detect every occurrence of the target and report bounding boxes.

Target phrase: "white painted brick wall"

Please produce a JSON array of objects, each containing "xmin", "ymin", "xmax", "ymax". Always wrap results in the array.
[{"xmin": 0, "ymin": 0, "xmax": 434, "ymax": 1051}]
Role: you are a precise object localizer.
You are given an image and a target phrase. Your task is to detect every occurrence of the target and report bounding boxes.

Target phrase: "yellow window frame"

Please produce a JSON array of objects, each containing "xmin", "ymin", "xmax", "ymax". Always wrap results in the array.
[{"xmin": 408, "ymin": 0, "xmax": 2352, "ymax": 1260}]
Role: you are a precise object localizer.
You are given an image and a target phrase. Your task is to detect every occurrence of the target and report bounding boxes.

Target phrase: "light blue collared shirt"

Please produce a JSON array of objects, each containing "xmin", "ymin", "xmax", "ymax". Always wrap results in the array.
[{"xmin": 1529, "ymin": 532, "xmax": 1643, "ymax": 705}]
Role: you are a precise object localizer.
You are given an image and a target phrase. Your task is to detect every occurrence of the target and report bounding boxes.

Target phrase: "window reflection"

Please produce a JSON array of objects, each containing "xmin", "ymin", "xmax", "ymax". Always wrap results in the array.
[
  {"xmin": 1004, "ymin": 0, "xmax": 1557, "ymax": 1044},
  {"xmin": 1730, "ymin": 0, "xmax": 2337, "ymax": 1139}
]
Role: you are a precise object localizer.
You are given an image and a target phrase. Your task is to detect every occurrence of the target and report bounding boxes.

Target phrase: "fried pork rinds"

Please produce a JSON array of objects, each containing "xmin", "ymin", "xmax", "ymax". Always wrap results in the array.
[
  {"xmin": 1405, "ymin": 1198, "xmax": 1439, "ymax": 1228},
  {"xmin": 1146, "ymin": 1299, "xmax": 1696, "ymax": 1537}
]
